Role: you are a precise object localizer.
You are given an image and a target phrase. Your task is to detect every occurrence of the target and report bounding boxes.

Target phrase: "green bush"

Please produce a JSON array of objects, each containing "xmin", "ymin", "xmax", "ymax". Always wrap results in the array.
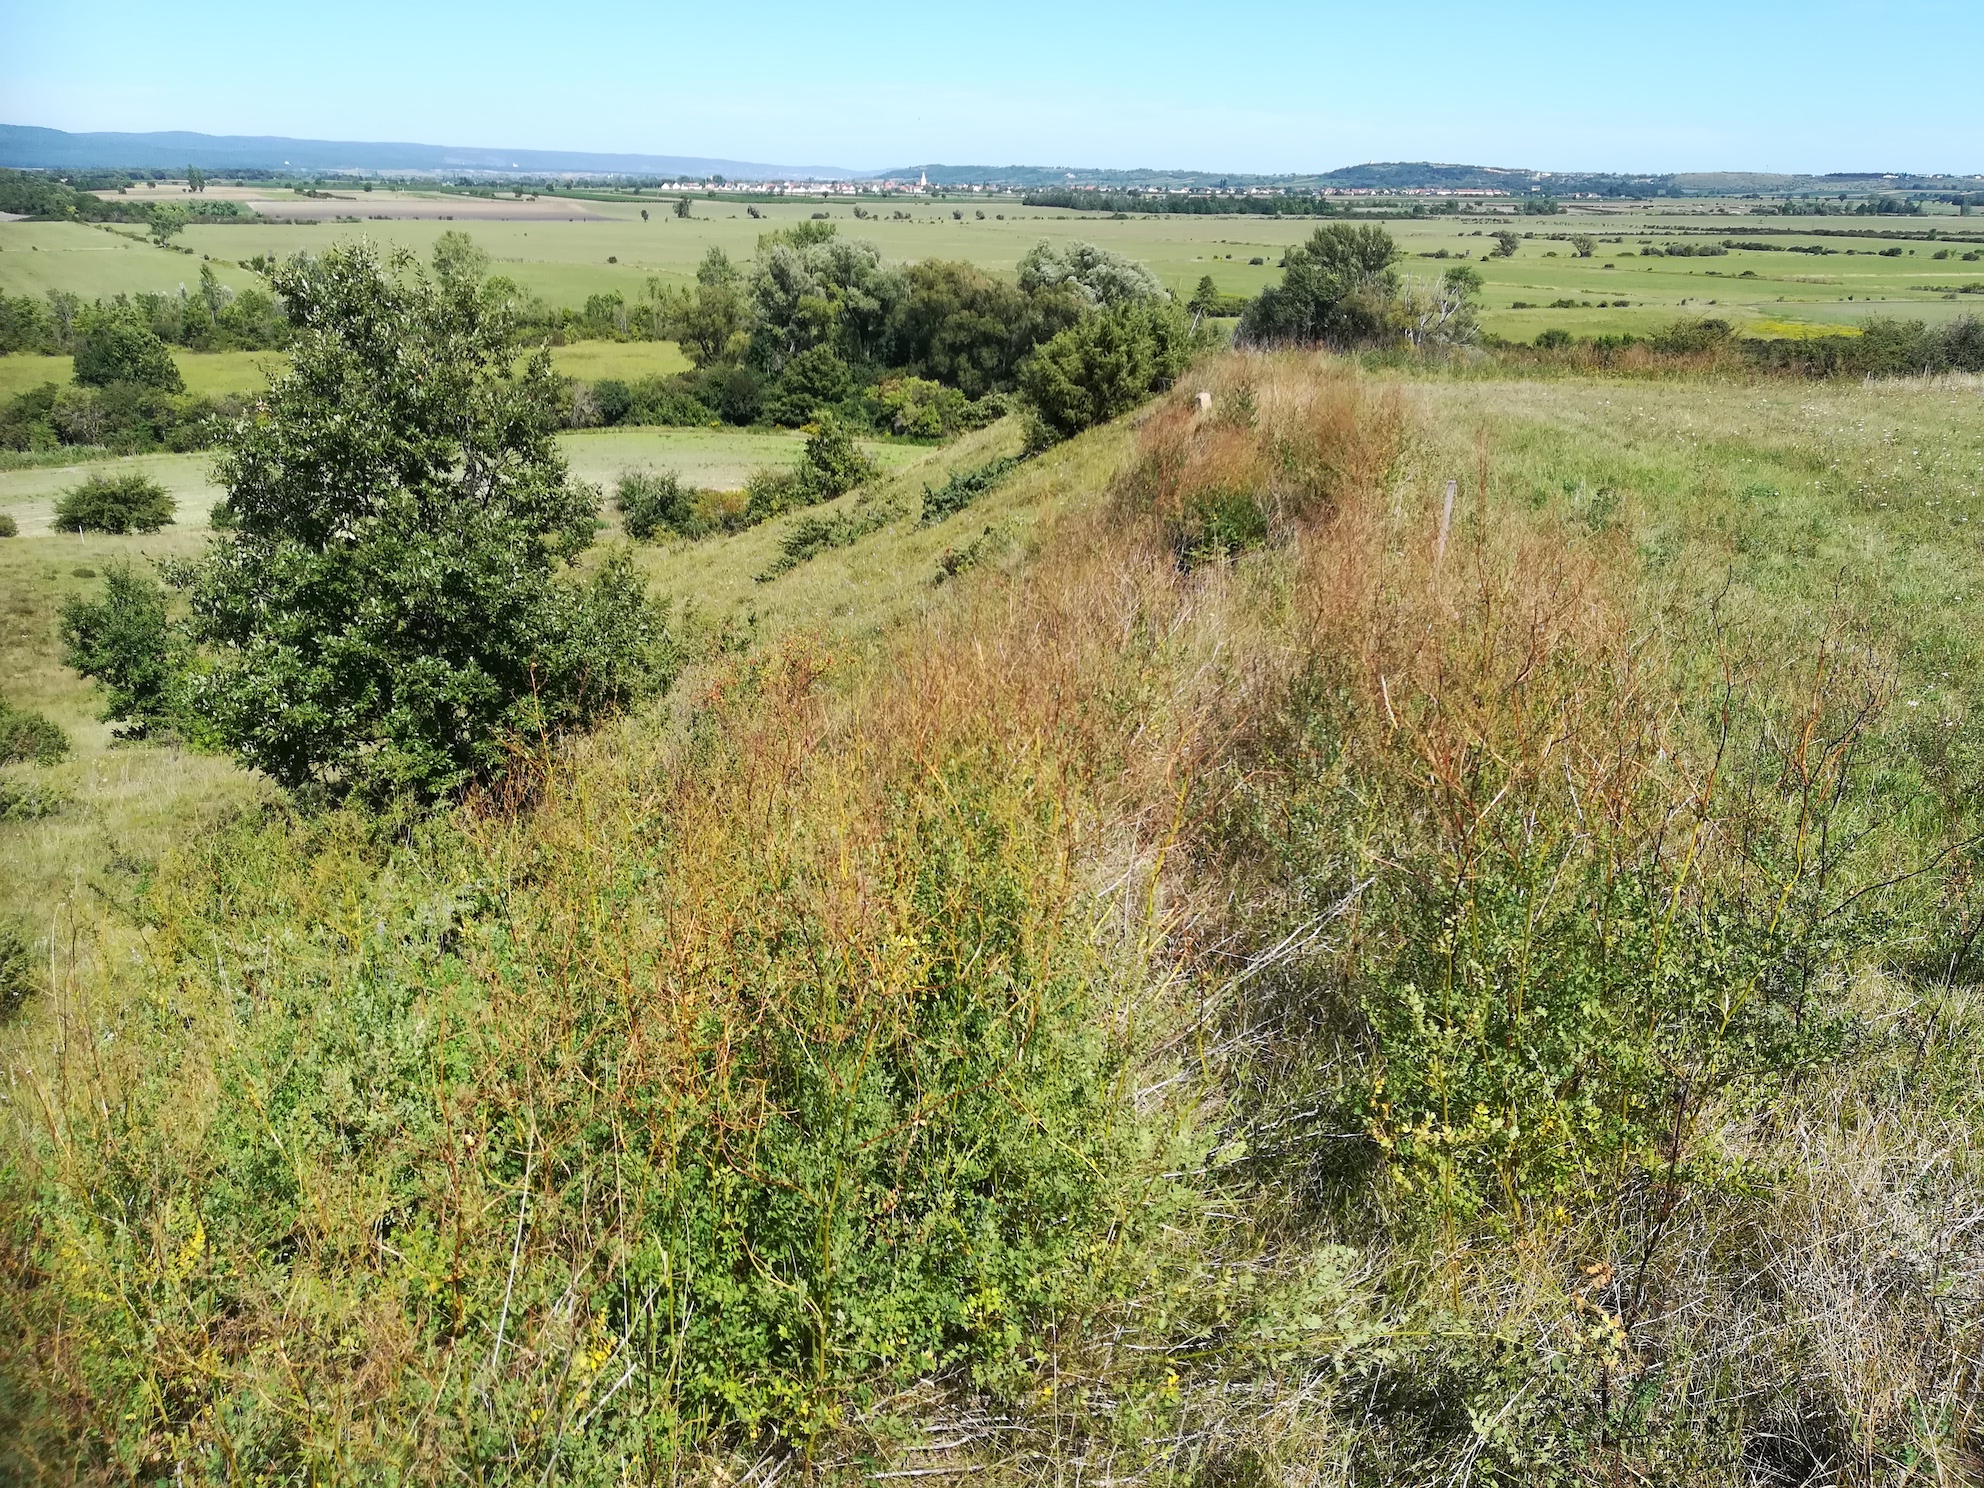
[
  {"xmin": 877, "ymin": 375, "xmax": 971, "ymax": 438},
  {"xmin": 758, "ymin": 492, "xmax": 904, "ymax": 581},
  {"xmin": 921, "ymin": 455, "xmax": 1021, "ymax": 525},
  {"xmin": 0, "ymin": 921, "xmax": 40, "ymax": 1018},
  {"xmin": 1171, "ymin": 485, "xmax": 1272, "ymax": 566},
  {"xmin": 1651, "ymin": 317, "xmax": 1735, "ymax": 354},
  {"xmin": 1018, "ymin": 300, "xmax": 1191, "ymax": 442},
  {"xmin": 59, "ymin": 561, "xmax": 187, "ymax": 737},
  {"xmin": 1237, "ymin": 225, "xmax": 1409, "ymax": 350},
  {"xmin": 51, "ymin": 471, "xmax": 175, "ymax": 533},
  {"xmin": 0, "ymin": 697, "xmax": 69, "ymax": 764},
  {"xmin": 743, "ymin": 418, "xmax": 881, "ymax": 525},
  {"xmin": 798, "ymin": 415, "xmax": 879, "ymax": 496},
  {"xmin": 1356, "ymin": 845, "xmax": 1851, "ymax": 1217},
  {"xmin": 0, "ymin": 513, "xmax": 16, "ymax": 538},
  {"xmin": 70, "ymin": 305, "xmax": 184, "ymax": 392},
  {"xmin": 179, "ymin": 243, "xmax": 669, "ymax": 802},
  {"xmin": 615, "ymin": 469, "xmax": 702, "ymax": 541}
]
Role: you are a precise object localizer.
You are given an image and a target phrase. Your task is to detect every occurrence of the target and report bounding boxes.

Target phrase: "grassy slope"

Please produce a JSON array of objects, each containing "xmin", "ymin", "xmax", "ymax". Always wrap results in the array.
[
  {"xmin": 0, "ymin": 426, "xmax": 936, "ymax": 930},
  {"xmin": 4, "ymin": 362, "xmax": 1983, "ymax": 1481}
]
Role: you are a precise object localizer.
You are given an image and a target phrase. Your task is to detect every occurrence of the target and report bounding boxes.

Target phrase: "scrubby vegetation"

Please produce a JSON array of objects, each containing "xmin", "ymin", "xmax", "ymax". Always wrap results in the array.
[
  {"xmin": 7, "ymin": 238, "xmax": 1984, "ymax": 1483},
  {"xmin": 50, "ymin": 470, "xmax": 175, "ymax": 533},
  {"xmin": 0, "ymin": 920, "xmax": 40, "ymax": 1018},
  {"xmin": 54, "ymin": 243, "xmax": 671, "ymax": 801},
  {"xmin": 564, "ymin": 230, "xmax": 1183, "ymax": 435},
  {"xmin": 919, "ymin": 454, "xmax": 1022, "ymax": 524},
  {"xmin": 1493, "ymin": 311, "xmax": 1984, "ymax": 375},
  {"xmin": 0, "ymin": 695, "xmax": 69, "ymax": 764},
  {"xmin": 0, "ymin": 285, "xmax": 261, "ymax": 454}
]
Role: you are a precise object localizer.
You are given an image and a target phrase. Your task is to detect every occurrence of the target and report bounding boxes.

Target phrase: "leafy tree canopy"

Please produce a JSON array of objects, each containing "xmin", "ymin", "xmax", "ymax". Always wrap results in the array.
[
  {"xmin": 1237, "ymin": 224, "xmax": 1405, "ymax": 348},
  {"xmin": 1017, "ymin": 240, "xmax": 1167, "ymax": 308},
  {"xmin": 71, "ymin": 305, "xmax": 184, "ymax": 391},
  {"xmin": 176, "ymin": 242, "xmax": 663, "ymax": 801}
]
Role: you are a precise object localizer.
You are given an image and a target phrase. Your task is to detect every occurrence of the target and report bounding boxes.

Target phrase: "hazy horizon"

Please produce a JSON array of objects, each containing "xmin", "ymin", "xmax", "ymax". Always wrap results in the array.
[{"xmin": 5, "ymin": 0, "xmax": 1980, "ymax": 178}]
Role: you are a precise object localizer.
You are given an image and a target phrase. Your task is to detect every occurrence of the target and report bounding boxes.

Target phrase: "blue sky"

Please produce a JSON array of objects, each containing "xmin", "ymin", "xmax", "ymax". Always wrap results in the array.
[{"xmin": 5, "ymin": 0, "xmax": 1979, "ymax": 175}]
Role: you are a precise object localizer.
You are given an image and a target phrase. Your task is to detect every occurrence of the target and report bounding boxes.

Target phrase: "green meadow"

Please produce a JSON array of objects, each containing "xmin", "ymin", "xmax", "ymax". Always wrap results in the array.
[
  {"xmin": 0, "ymin": 341, "xmax": 688, "ymax": 401},
  {"xmin": 6, "ymin": 198, "xmax": 1975, "ymax": 353}
]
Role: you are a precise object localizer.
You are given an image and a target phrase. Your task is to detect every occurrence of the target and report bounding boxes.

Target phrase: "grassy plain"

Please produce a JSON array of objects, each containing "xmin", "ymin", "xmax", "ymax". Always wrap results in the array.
[
  {"xmin": 0, "ymin": 342, "xmax": 688, "ymax": 401},
  {"xmin": 6, "ymin": 198, "xmax": 1977, "ymax": 348},
  {"xmin": 0, "ymin": 220, "xmax": 262, "ymax": 298}
]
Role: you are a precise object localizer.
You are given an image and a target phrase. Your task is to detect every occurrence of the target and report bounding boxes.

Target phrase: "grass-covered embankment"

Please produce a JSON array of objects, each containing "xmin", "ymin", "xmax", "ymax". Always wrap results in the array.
[{"xmin": 4, "ymin": 356, "xmax": 1983, "ymax": 1483}]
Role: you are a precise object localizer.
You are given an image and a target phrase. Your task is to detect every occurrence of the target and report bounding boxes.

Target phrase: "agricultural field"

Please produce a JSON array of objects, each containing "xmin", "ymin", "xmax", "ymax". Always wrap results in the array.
[
  {"xmin": 10, "ymin": 196, "xmax": 1975, "ymax": 344},
  {"xmin": 0, "ymin": 219, "xmax": 263, "ymax": 298}
]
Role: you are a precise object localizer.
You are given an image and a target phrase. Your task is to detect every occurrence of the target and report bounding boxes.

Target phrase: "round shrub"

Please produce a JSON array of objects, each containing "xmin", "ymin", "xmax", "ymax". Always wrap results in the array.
[
  {"xmin": 0, "ymin": 698, "xmax": 70, "ymax": 765},
  {"xmin": 71, "ymin": 307, "xmax": 185, "ymax": 392},
  {"xmin": 615, "ymin": 469, "xmax": 700, "ymax": 541},
  {"xmin": 1019, "ymin": 300, "xmax": 1191, "ymax": 442},
  {"xmin": 0, "ymin": 513, "xmax": 17, "ymax": 538},
  {"xmin": 52, "ymin": 471, "xmax": 175, "ymax": 534}
]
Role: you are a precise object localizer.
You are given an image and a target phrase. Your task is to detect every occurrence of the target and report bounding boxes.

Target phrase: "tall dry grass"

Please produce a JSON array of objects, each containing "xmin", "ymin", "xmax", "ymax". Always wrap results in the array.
[{"xmin": 4, "ymin": 351, "xmax": 1979, "ymax": 1486}]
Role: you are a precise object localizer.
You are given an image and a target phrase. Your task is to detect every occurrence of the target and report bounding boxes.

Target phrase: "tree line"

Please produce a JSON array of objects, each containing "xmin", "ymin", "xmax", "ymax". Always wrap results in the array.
[
  {"xmin": 0, "ymin": 168, "xmax": 251, "ymax": 233},
  {"xmin": 0, "ymin": 270, "xmax": 288, "ymax": 455},
  {"xmin": 1019, "ymin": 187, "xmax": 1464, "ymax": 217},
  {"xmin": 536, "ymin": 223, "xmax": 1194, "ymax": 436}
]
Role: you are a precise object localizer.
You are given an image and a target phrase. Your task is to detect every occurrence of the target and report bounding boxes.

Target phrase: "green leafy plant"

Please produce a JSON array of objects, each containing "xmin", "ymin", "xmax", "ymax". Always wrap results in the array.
[
  {"xmin": 0, "ymin": 920, "xmax": 41, "ymax": 1017},
  {"xmin": 52, "ymin": 472, "xmax": 175, "ymax": 533},
  {"xmin": 742, "ymin": 417, "xmax": 880, "ymax": 525},
  {"xmin": 59, "ymin": 560, "xmax": 188, "ymax": 737},
  {"xmin": 1018, "ymin": 300, "xmax": 1191, "ymax": 442},
  {"xmin": 920, "ymin": 455, "xmax": 1020, "ymax": 525},
  {"xmin": 615, "ymin": 469, "xmax": 705, "ymax": 541},
  {"xmin": 173, "ymin": 242, "xmax": 669, "ymax": 801},
  {"xmin": 758, "ymin": 493, "xmax": 904, "ymax": 581},
  {"xmin": 70, "ymin": 304, "xmax": 184, "ymax": 391},
  {"xmin": 0, "ymin": 697, "xmax": 69, "ymax": 764},
  {"xmin": 1238, "ymin": 224, "xmax": 1405, "ymax": 347}
]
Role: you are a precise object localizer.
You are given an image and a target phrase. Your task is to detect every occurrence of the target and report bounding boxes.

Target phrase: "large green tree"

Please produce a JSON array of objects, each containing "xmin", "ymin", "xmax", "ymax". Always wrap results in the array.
[
  {"xmin": 651, "ymin": 248, "xmax": 750, "ymax": 366},
  {"xmin": 747, "ymin": 224, "xmax": 900, "ymax": 372},
  {"xmin": 882, "ymin": 259, "xmax": 1082, "ymax": 398},
  {"xmin": 1017, "ymin": 240, "xmax": 1167, "ymax": 308},
  {"xmin": 70, "ymin": 305, "xmax": 184, "ymax": 391},
  {"xmin": 177, "ymin": 243, "xmax": 662, "ymax": 800},
  {"xmin": 1237, "ymin": 224, "xmax": 1404, "ymax": 348}
]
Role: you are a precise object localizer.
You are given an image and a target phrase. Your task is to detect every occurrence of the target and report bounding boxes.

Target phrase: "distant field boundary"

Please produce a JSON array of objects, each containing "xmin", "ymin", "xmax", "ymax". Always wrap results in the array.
[{"xmin": 1639, "ymin": 223, "xmax": 1984, "ymax": 245}]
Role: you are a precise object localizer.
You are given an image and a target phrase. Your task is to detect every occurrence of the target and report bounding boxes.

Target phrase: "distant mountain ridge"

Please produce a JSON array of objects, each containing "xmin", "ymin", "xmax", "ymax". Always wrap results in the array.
[
  {"xmin": 4, "ymin": 126, "xmax": 1976, "ymax": 193},
  {"xmin": 887, "ymin": 162, "xmax": 1984, "ymax": 195},
  {"xmin": 0, "ymin": 124, "xmax": 861, "ymax": 180}
]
